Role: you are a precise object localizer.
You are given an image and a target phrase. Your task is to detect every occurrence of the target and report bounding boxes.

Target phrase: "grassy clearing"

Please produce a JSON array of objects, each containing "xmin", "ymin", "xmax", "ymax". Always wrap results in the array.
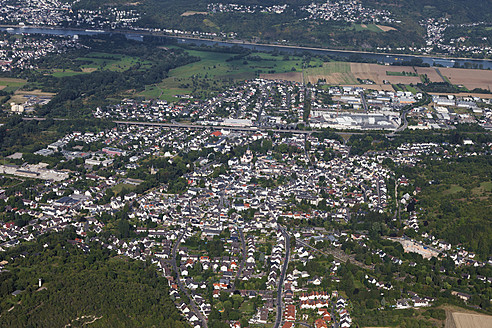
[
  {"xmin": 50, "ymin": 70, "xmax": 88, "ymax": 78},
  {"xmin": 112, "ymin": 183, "xmax": 137, "ymax": 195},
  {"xmin": 471, "ymin": 181, "xmax": 492, "ymax": 195},
  {"xmin": 351, "ymin": 24, "xmax": 383, "ymax": 33},
  {"xmin": 76, "ymin": 52, "xmax": 153, "ymax": 72},
  {"xmin": 443, "ymin": 184, "xmax": 466, "ymax": 194},
  {"xmin": 239, "ymin": 301, "xmax": 255, "ymax": 314}
]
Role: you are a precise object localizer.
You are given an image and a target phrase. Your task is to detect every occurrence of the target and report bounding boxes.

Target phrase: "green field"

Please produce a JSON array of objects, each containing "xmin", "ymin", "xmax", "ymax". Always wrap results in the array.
[
  {"xmin": 50, "ymin": 70, "xmax": 89, "ymax": 78},
  {"xmin": 112, "ymin": 183, "xmax": 137, "ymax": 195},
  {"xmin": 386, "ymin": 71, "xmax": 418, "ymax": 76},
  {"xmin": 351, "ymin": 24, "xmax": 383, "ymax": 33},
  {"xmin": 405, "ymin": 85, "xmax": 419, "ymax": 94},
  {"xmin": 239, "ymin": 301, "xmax": 255, "ymax": 314},
  {"xmin": 392, "ymin": 84, "xmax": 404, "ymax": 91},
  {"xmin": 0, "ymin": 78, "xmax": 27, "ymax": 93},
  {"xmin": 443, "ymin": 184, "xmax": 466, "ymax": 194},
  {"xmin": 139, "ymin": 48, "xmax": 307, "ymax": 101},
  {"xmin": 471, "ymin": 181, "xmax": 492, "ymax": 195},
  {"xmin": 76, "ymin": 52, "xmax": 153, "ymax": 72}
]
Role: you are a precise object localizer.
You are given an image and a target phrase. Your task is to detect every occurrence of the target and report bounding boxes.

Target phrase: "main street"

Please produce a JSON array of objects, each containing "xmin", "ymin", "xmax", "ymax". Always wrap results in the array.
[{"xmin": 273, "ymin": 226, "xmax": 290, "ymax": 328}]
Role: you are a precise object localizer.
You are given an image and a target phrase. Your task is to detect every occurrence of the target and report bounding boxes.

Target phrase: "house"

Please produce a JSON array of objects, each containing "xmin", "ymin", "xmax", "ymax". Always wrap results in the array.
[
  {"xmin": 314, "ymin": 319, "xmax": 328, "ymax": 328},
  {"xmin": 258, "ymin": 308, "xmax": 269, "ymax": 324},
  {"xmin": 284, "ymin": 304, "xmax": 296, "ymax": 321}
]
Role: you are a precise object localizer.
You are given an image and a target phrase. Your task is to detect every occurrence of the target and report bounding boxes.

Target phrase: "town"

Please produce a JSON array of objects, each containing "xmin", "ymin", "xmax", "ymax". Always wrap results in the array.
[
  {"xmin": 1, "ymin": 119, "xmax": 490, "ymax": 327},
  {"xmin": 0, "ymin": 1, "xmax": 491, "ymax": 327},
  {"xmin": 92, "ymin": 79, "xmax": 492, "ymax": 132}
]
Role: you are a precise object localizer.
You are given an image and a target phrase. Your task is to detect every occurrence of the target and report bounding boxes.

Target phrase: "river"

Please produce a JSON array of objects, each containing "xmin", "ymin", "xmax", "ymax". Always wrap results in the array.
[{"xmin": 2, "ymin": 26, "xmax": 492, "ymax": 69}]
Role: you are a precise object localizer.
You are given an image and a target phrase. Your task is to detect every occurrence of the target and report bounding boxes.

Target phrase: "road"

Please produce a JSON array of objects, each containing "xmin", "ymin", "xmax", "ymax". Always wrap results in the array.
[
  {"xmin": 273, "ymin": 226, "xmax": 290, "ymax": 328},
  {"xmin": 361, "ymin": 93, "xmax": 368, "ymax": 111},
  {"xmin": 232, "ymin": 227, "xmax": 246, "ymax": 291},
  {"xmin": 113, "ymin": 120, "xmax": 315, "ymax": 135},
  {"xmin": 396, "ymin": 108, "xmax": 409, "ymax": 133},
  {"xmin": 20, "ymin": 117, "xmax": 401, "ymax": 136},
  {"xmin": 171, "ymin": 230, "xmax": 208, "ymax": 328}
]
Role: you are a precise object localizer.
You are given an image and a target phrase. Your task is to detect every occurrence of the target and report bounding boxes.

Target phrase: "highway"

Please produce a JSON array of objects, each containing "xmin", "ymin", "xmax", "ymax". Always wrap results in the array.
[
  {"xmin": 273, "ymin": 226, "xmax": 290, "ymax": 328},
  {"xmin": 391, "ymin": 108, "xmax": 409, "ymax": 135},
  {"xmin": 20, "ymin": 117, "xmax": 391, "ymax": 136},
  {"xmin": 112, "ymin": 120, "xmax": 315, "ymax": 135}
]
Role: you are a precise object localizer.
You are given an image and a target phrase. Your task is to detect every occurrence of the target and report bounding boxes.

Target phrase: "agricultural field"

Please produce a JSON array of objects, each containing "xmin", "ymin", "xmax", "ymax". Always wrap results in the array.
[
  {"xmin": 260, "ymin": 71, "xmax": 303, "ymax": 83},
  {"xmin": 451, "ymin": 313, "xmax": 492, "ymax": 328},
  {"xmin": 415, "ymin": 67, "xmax": 444, "ymax": 83},
  {"xmin": 303, "ymin": 61, "xmax": 358, "ymax": 85},
  {"xmin": 133, "ymin": 47, "xmax": 492, "ymax": 102},
  {"xmin": 351, "ymin": 63, "xmax": 423, "ymax": 85},
  {"xmin": 49, "ymin": 67, "xmax": 97, "ymax": 78},
  {"xmin": 376, "ymin": 25, "xmax": 397, "ymax": 32},
  {"xmin": 139, "ymin": 48, "xmax": 306, "ymax": 101},
  {"xmin": 351, "ymin": 23, "xmax": 384, "ymax": 33},
  {"xmin": 438, "ymin": 67, "xmax": 492, "ymax": 90},
  {"xmin": 0, "ymin": 78, "xmax": 27, "ymax": 93}
]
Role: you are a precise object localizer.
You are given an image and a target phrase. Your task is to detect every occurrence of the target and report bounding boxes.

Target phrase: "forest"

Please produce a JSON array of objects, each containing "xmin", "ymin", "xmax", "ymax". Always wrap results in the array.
[{"xmin": 0, "ymin": 229, "xmax": 189, "ymax": 328}]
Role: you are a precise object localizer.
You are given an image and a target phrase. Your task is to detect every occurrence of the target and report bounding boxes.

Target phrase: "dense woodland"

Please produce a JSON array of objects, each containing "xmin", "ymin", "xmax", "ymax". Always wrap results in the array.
[{"xmin": 0, "ymin": 230, "xmax": 189, "ymax": 327}]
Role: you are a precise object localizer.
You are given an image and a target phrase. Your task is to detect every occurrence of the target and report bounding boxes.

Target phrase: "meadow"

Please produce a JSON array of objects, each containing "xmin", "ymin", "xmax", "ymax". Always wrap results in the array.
[
  {"xmin": 139, "ymin": 48, "xmax": 309, "ymax": 102},
  {"xmin": 0, "ymin": 78, "xmax": 27, "ymax": 93}
]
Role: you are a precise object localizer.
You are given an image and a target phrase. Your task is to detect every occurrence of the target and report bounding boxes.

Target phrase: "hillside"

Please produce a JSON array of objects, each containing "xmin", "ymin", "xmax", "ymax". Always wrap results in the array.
[{"xmin": 0, "ymin": 230, "xmax": 189, "ymax": 328}]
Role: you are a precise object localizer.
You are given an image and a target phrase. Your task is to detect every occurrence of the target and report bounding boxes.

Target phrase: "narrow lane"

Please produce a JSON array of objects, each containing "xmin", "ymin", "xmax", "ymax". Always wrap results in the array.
[
  {"xmin": 273, "ymin": 226, "xmax": 290, "ymax": 328},
  {"xmin": 172, "ymin": 230, "xmax": 208, "ymax": 328}
]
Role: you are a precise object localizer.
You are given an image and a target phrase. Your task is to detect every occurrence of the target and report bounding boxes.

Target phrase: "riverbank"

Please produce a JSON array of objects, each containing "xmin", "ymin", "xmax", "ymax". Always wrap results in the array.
[{"xmin": 1, "ymin": 25, "xmax": 491, "ymax": 69}]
